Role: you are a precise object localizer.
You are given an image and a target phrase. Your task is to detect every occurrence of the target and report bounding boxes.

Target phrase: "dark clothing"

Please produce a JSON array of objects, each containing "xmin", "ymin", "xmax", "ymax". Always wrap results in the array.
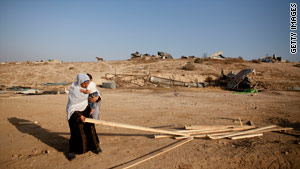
[{"xmin": 68, "ymin": 106, "xmax": 100, "ymax": 154}]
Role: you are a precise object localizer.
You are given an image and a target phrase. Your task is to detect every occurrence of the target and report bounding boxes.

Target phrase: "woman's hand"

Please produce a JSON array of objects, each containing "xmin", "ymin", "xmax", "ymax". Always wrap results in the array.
[
  {"xmin": 89, "ymin": 95, "xmax": 99, "ymax": 103},
  {"xmin": 80, "ymin": 115, "xmax": 85, "ymax": 122}
]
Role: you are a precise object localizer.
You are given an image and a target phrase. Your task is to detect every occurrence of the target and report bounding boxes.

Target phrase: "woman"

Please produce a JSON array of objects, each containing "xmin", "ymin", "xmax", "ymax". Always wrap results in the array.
[{"xmin": 66, "ymin": 73, "xmax": 102, "ymax": 161}]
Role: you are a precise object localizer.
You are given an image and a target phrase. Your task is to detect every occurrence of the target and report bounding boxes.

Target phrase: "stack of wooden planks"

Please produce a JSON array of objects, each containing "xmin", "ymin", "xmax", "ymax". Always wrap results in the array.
[
  {"xmin": 154, "ymin": 124, "xmax": 293, "ymax": 140},
  {"xmin": 84, "ymin": 118, "xmax": 293, "ymax": 169}
]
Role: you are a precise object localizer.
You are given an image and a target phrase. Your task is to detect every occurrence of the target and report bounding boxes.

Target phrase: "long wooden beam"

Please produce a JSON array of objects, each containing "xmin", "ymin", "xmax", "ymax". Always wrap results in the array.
[
  {"xmin": 230, "ymin": 133, "xmax": 263, "ymax": 140},
  {"xmin": 208, "ymin": 125, "xmax": 277, "ymax": 139},
  {"xmin": 113, "ymin": 137, "xmax": 194, "ymax": 169},
  {"xmin": 154, "ymin": 126, "xmax": 256, "ymax": 139},
  {"xmin": 168, "ymin": 127, "xmax": 292, "ymax": 140},
  {"xmin": 208, "ymin": 127, "xmax": 293, "ymax": 138},
  {"xmin": 176, "ymin": 126, "xmax": 256, "ymax": 135},
  {"xmin": 84, "ymin": 118, "xmax": 189, "ymax": 136},
  {"xmin": 184, "ymin": 125, "xmax": 254, "ymax": 130}
]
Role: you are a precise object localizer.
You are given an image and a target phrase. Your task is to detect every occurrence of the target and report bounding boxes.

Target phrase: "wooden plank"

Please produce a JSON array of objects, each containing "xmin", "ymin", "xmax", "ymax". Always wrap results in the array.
[
  {"xmin": 208, "ymin": 125, "xmax": 276, "ymax": 139},
  {"xmin": 185, "ymin": 125, "xmax": 231, "ymax": 130},
  {"xmin": 18, "ymin": 121, "xmax": 38, "ymax": 125},
  {"xmin": 255, "ymin": 127, "xmax": 293, "ymax": 133},
  {"xmin": 175, "ymin": 130, "xmax": 249, "ymax": 139},
  {"xmin": 158, "ymin": 127, "xmax": 292, "ymax": 140},
  {"xmin": 230, "ymin": 133, "xmax": 263, "ymax": 140},
  {"xmin": 238, "ymin": 118, "xmax": 243, "ymax": 126},
  {"xmin": 176, "ymin": 126, "xmax": 256, "ymax": 135},
  {"xmin": 184, "ymin": 125, "xmax": 254, "ymax": 130},
  {"xmin": 85, "ymin": 118, "xmax": 189, "ymax": 136},
  {"xmin": 155, "ymin": 126, "xmax": 256, "ymax": 139},
  {"xmin": 175, "ymin": 135, "xmax": 206, "ymax": 140},
  {"xmin": 154, "ymin": 135, "xmax": 174, "ymax": 139},
  {"xmin": 210, "ymin": 127, "xmax": 293, "ymax": 137},
  {"xmin": 114, "ymin": 137, "xmax": 194, "ymax": 169}
]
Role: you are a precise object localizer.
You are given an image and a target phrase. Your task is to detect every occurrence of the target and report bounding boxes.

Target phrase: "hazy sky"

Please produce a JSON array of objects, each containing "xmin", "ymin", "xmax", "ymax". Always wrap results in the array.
[{"xmin": 0, "ymin": 0, "xmax": 299, "ymax": 62}]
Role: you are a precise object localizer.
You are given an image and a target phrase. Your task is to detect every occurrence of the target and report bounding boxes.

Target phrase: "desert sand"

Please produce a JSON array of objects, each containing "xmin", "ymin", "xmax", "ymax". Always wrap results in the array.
[{"xmin": 0, "ymin": 59, "xmax": 300, "ymax": 169}]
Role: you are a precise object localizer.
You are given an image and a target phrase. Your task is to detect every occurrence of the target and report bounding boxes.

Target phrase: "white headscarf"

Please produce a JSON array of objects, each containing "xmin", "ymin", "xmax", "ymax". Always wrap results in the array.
[{"xmin": 66, "ymin": 73, "xmax": 90, "ymax": 120}]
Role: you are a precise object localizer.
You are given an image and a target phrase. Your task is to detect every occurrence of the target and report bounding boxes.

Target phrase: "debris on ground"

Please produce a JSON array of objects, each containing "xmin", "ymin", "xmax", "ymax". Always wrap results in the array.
[
  {"xmin": 209, "ymin": 51, "xmax": 225, "ymax": 60},
  {"xmin": 102, "ymin": 81, "xmax": 116, "ymax": 89},
  {"xmin": 260, "ymin": 54, "xmax": 286, "ymax": 63},
  {"xmin": 130, "ymin": 51, "xmax": 173, "ymax": 60},
  {"xmin": 293, "ymin": 86, "xmax": 300, "ymax": 91},
  {"xmin": 16, "ymin": 89, "xmax": 40, "ymax": 94},
  {"xmin": 294, "ymin": 64, "xmax": 300, "ymax": 67},
  {"xmin": 157, "ymin": 51, "xmax": 173, "ymax": 59},
  {"xmin": 7, "ymin": 86, "xmax": 31, "ymax": 91},
  {"xmin": 150, "ymin": 76, "xmax": 205, "ymax": 88},
  {"xmin": 85, "ymin": 117, "xmax": 293, "ymax": 169},
  {"xmin": 103, "ymin": 71, "xmax": 207, "ymax": 89},
  {"xmin": 42, "ymin": 82, "xmax": 69, "ymax": 86},
  {"xmin": 104, "ymin": 73, "xmax": 150, "ymax": 88},
  {"xmin": 233, "ymin": 89, "xmax": 259, "ymax": 94},
  {"xmin": 226, "ymin": 69, "xmax": 256, "ymax": 91}
]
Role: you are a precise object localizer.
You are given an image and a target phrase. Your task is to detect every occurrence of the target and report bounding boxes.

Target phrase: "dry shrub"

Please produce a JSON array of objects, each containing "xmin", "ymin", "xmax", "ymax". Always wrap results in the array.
[
  {"xmin": 205, "ymin": 76, "xmax": 213, "ymax": 82},
  {"xmin": 129, "ymin": 57, "xmax": 158, "ymax": 63},
  {"xmin": 251, "ymin": 59, "xmax": 261, "ymax": 64},
  {"xmin": 293, "ymin": 64, "xmax": 300, "ymax": 67},
  {"xmin": 226, "ymin": 57, "xmax": 244, "ymax": 63},
  {"xmin": 194, "ymin": 58, "xmax": 204, "ymax": 64},
  {"xmin": 224, "ymin": 60, "xmax": 233, "ymax": 65},
  {"xmin": 182, "ymin": 62, "xmax": 195, "ymax": 71}
]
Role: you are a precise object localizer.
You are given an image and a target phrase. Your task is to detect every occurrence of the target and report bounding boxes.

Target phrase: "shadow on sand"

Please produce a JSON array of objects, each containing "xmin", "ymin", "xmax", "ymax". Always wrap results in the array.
[
  {"xmin": 8, "ymin": 117, "xmax": 156, "ymax": 160},
  {"xmin": 8, "ymin": 117, "xmax": 69, "ymax": 159}
]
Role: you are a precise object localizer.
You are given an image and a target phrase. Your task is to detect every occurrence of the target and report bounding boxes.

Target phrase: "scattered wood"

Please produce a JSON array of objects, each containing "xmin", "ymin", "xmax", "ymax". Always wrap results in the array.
[
  {"xmin": 208, "ymin": 125, "xmax": 277, "ymax": 140},
  {"xmin": 238, "ymin": 118, "xmax": 243, "ymax": 126},
  {"xmin": 155, "ymin": 126, "xmax": 256, "ymax": 139},
  {"xmin": 256, "ymin": 127, "xmax": 293, "ymax": 133},
  {"xmin": 155, "ymin": 125, "xmax": 292, "ymax": 140},
  {"xmin": 154, "ymin": 135, "xmax": 174, "ymax": 139},
  {"xmin": 184, "ymin": 125, "xmax": 254, "ymax": 130},
  {"xmin": 175, "ymin": 135, "xmax": 206, "ymax": 140},
  {"xmin": 0, "ymin": 97, "xmax": 21, "ymax": 100},
  {"xmin": 230, "ymin": 133, "xmax": 263, "ymax": 140},
  {"xmin": 114, "ymin": 137, "xmax": 193, "ymax": 169},
  {"xmin": 85, "ymin": 118, "xmax": 189, "ymax": 136},
  {"xmin": 17, "ymin": 121, "xmax": 38, "ymax": 125},
  {"xmin": 176, "ymin": 125, "xmax": 256, "ymax": 135},
  {"xmin": 246, "ymin": 121, "xmax": 255, "ymax": 126},
  {"xmin": 149, "ymin": 76, "xmax": 205, "ymax": 88}
]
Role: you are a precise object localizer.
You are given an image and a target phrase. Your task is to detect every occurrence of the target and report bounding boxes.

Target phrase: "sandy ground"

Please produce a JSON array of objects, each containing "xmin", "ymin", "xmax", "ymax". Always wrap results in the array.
[{"xmin": 0, "ymin": 59, "xmax": 300, "ymax": 169}]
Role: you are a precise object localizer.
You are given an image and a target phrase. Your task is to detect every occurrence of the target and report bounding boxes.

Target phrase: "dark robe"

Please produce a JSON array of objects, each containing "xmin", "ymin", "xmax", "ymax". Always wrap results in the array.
[{"xmin": 68, "ymin": 106, "xmax": 100, "ymax": 154}]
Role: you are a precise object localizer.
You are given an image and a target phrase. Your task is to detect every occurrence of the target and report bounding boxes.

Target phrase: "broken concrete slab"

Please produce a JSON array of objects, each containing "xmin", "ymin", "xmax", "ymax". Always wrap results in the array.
[
  {"xmin": 209, "ymin": 51, "xmax": 225, "ymax": 59},
  {"xmin": 102, "ymin": 81, "xmax": 116, "ymax": 89}
]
